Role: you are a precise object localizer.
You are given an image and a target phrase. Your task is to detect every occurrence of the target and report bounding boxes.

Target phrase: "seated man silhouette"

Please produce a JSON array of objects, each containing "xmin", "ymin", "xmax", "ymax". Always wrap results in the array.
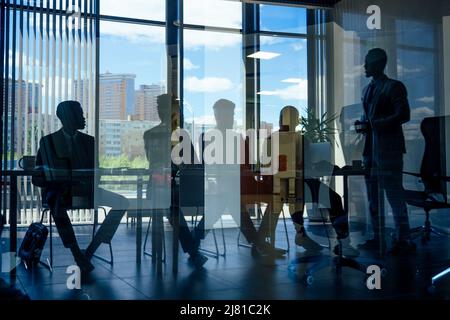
[
  {"xmin": 33, "ymin": 100, "xmax": 129, "ymax": 274},
  {"xmin": 185, "ymin": 99, "xmax": 276, "ymax": 257},
  {"xmin": 256, "ymin": 106, "xmax": 359, "ymax": 257},
  {"xmin": 144, "ymin": 94, "xmax": 208, "ymax": 268}
]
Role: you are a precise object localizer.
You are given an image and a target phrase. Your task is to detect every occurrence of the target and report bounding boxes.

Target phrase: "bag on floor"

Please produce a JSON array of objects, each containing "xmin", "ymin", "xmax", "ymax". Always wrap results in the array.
[{"xmin": 18, "ymin": 222, "xmax": 49, "ymax": 268}]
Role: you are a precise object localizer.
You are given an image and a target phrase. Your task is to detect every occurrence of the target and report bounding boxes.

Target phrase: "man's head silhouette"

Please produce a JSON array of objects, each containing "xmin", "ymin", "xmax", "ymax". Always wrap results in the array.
[
  {"xmin": 156, "ymin": 94, "xmax": 173, "ymax": 124},
  {"xmin": 56, "ymin": 100, "xmax": 85, "ymax": 134},
  {"xmin": 364, "ymin": 48, "xmax": 387, "ymax": 78},
  {"xmin": 213, "ymin": 99, "xmax": 235, "ymax": 130}
]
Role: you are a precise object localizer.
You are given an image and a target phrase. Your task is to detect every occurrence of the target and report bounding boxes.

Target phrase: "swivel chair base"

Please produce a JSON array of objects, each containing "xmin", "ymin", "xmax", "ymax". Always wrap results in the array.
[
  {"xmin": 410, "ymin": 224, "xmax": 449, "ymax": 243},
  {"xmin": 289, "ymin": 240, "xmax": 387, "ymax": 286},
  {"xmin": 410, "ymin": 210, "xmax": 450, "ymax": 243}
]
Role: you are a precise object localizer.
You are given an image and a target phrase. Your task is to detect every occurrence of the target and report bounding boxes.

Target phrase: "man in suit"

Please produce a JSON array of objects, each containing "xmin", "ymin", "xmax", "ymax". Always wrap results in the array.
[
  {"xmin": 356, "ymin": 48, "xmax": 415, "ymax": 255},
  {"xmin": 33, "ymin": 100, "xmax": 129, "ymax": 273}
]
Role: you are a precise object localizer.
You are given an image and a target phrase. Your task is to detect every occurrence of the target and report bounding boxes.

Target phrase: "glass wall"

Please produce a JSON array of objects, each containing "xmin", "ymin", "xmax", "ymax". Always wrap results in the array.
[{"xmin": 1, "ymin": 0, "xmax": 449, "ymax": 301}]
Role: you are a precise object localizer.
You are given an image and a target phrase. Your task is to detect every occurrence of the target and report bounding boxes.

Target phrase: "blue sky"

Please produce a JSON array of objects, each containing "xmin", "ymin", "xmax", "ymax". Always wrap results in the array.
[{"xmin": 99, "ymin": 1, "xmax": 309, "ymax": 130}]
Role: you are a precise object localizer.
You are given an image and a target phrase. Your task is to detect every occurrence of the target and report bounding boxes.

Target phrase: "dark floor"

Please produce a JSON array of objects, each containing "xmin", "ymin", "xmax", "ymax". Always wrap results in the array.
[{"xmin": 1, "ymin": 210, "xmax": 449, "ymax": 300}]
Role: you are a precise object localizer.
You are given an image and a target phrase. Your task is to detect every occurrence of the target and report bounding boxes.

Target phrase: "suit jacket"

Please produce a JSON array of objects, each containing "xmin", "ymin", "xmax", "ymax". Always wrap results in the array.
[
  {"xmin": 32, "ymin": 129, "xmax": 95, "ymax": 206},
  {"xmin": 361, "ymin": 76, "xmax": 410, "ymax": 164}
]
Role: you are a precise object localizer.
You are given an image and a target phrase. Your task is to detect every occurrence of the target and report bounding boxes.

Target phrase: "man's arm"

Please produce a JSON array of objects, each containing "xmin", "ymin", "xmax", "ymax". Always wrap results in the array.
[
  {"xmin": 373, "ymin": 81, "xmax": 410, "ymax": 129},
  {"xmin": 31, "ymin": 140, "xmax": 46, "ymax": 188}
]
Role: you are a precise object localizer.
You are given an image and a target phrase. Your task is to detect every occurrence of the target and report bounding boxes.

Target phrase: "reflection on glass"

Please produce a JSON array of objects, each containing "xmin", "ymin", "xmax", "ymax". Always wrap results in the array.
[
  {"xmin": 100, "ymin": 0, "xmax": 165, "ymax": 21},
  {"xmin": 183, "ymin": 29, "xmax": 243, "ymax": 146},
  {"xmin": 259, "ymin": 36, "xmax": 308, "ymax": 132},
  {"xmin": 184, "ymin": 0, "xmax": 242, "ymax": 29},
  {"xmin": 99, "ymin": 22, "xmax": 166, "ymax": 171},
  {"xmin": 260, "ymin": 4, "xmax": 307, "ymax": 34}
]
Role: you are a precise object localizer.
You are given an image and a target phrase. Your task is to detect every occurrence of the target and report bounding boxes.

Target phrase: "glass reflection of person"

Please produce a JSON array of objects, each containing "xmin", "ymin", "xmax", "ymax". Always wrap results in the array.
[
  {"xmin": 195, "ymin": 99, "xmax": 279, "ymax": 256},
  {"xmin": 261, "ymin": 106, "xmax": 359, "ymax": 256},
  {"xmin": 356, "ymin": 48, "xmax": 414, "ymax": 255},
  {"xmin": 33, "ymin": 101, "xmax": 129, "ymax": 274},
  {"xmin": 197, "ymin": 100, "xmax": 242, "ymax": 245},
  {"xmin": 143, "ymin": 94, "xmax": 208, "ymax": 268}
]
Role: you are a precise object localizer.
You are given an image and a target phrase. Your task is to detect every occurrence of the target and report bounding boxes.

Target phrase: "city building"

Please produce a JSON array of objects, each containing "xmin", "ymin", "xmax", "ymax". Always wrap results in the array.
[
  {"xmin": 134, "ymin": 84, "xmax": 165, "ymax": 121},
  {"xmin": 99, "ymin": 72, "xmax": 136, "ymax": 120}
]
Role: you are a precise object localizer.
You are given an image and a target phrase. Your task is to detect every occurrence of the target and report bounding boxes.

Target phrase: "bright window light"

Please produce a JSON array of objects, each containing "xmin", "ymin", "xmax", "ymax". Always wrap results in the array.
[
  {"xmin": 281, "ymin": 78, "xmax": 303, "ymax": 83},
  {"xmin": 257, "ymin": 91, "xmax": 278, "ymax": 96},
  {"xmin": 247, "ymin": 51, "xmax": 280, "ymax": 60}
]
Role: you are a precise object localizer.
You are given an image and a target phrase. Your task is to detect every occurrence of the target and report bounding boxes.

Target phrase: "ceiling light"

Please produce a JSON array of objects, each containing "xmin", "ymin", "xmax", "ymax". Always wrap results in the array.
[
  {"xmin": 257, "ymin": 91, "xmax": 278, "ymax": 96},
  {"xmin": 248, "ymin": 51, "xmax": 280, "ymax": 60},
  {"xmin": 281, "ymin": 78, "xmax": 303, "ymax": 83}
]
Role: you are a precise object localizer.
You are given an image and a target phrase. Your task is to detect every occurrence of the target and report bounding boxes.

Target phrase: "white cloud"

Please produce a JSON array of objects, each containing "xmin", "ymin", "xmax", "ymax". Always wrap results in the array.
[
  {"xmin": 259, "ymin": 78, "xmax": 308, "ymax": 101},
  {"xmin": 99, "ymin": 0, "xmax": 242, "ymax": 50},
  {"xmin": 100, "ymin": 21, "xmax": 165, "ymax": 44},
  {"xmin": 185, "ymin": 76, "xmax": 234, "ymax": 93},
  {"xmin": 185, "ymin": 114, "xmax": 216, "ymax": 126},
  {"xmin": 259, "ymin": 36, "xmax": 286, "ymax": 46},
  {"xmin": 184, "ymin": 58, "xmax": 199, "ymax": 70},
  {"xmin": 184, "ymin": 0, "xmax": 241, "ymax": 29},
  {"xmin": 411, "ymin": 106, "xmax": 434, "ymax": 119},
  {"xmin": 291, "ymin": 42, "xmax": 305, "ymax": 52},
  {"xmin": 397, "ymin": 63, "xmax": 422, "ymax": 75},
  {"xmin": 282, "ymin": 78, "xmax": 304, "ymax": 84},
  {"xmin": 100, "ymin": 0, "xmax": 165, "ymax": 21},
  {"xmin": 344, "ymin": 64, "xmax": 364, "ymax": 81},
  {"xmin": 184, "ymin": 30, "xmax": 241, "ymax": 50},
  {"xmin": 416, "ymin": 96, "xmax": 434, "ymax": 104}
]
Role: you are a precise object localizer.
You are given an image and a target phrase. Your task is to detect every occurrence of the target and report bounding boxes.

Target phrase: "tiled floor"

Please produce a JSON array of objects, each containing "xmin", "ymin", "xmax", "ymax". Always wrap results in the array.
[{"xmin": 1, "ymin": 209, "xmax": 449, "ymax": 300}]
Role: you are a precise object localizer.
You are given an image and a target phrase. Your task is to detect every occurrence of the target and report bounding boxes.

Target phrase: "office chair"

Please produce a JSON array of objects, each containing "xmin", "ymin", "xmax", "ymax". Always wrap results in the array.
[
  {"xmin": 181, "ymin": 164, "xmax": 226, "ymax": 259},
  {"xmin": 237, "ymin": 204, "xmax": 290, "ymax": 253},
  {"xmin": 404, "ymin": 116, "xmax": 450, "ymax": 243},
  {"xmin": 403, "ymin": 116, "xmax": 450, "ymax": 290},
  {"xmin": 289, "ymin": 174, "xmax": 386, "ymax": 286},
  {"xmin": 237, "ymin": 171, "xmax": 290, "ymax": 253},
  {"xmin": 39, "ymin": 196, "xmax": 109, "ymax": 271},
  {"xmin": 37, "ymin": 168, "xmax": 112, "ymax": 270}
]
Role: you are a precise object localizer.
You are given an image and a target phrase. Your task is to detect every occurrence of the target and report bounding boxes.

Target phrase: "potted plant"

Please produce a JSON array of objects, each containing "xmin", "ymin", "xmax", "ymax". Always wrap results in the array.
[{"xmin": 300, "ymin": 108, "xmax": 339, "ymax": 222}]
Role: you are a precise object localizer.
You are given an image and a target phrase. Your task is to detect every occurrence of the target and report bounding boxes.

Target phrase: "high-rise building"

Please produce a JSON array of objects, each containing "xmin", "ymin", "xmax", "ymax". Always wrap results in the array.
[
  {"xmin": 99, "ymin": 72, "xmax": 136, "ymax": 120},
  {"xmin": 3, "ymin": 79, "xmax": 42, "ymax": 156},
  {"xmin": 134, "ymin": 84, "xmax": 165, "ymax": 121}
]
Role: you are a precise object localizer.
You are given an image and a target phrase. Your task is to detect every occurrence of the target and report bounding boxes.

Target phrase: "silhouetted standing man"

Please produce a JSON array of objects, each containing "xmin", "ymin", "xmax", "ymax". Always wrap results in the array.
[{"xmin": 356, "ymin": 48, "xmax": 414, "ymax": 255}]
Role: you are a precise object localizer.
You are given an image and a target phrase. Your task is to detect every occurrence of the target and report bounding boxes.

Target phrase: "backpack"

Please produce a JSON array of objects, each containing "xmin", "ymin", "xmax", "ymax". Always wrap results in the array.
[{"xmin": 18, "ymin": 219, "xmax": 49, "ymax": 268}]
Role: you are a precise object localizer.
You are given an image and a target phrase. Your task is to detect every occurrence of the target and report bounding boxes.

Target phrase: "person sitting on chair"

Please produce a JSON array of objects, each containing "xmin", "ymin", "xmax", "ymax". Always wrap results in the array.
[
  {"xmin": 144, "ymin": 94, "xmax": 208, "ymax": 268},
  {"xmin": 33, "ymin": 100, "xmax": 129, "ymax": 274},
  {"xmin": 258, "ymin": 106, "xmax": 359, "ymax": 257}
]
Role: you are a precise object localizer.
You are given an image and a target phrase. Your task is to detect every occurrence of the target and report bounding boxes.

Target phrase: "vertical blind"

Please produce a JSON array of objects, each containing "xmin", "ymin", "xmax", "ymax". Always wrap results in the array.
[
  {"xmin": 2, "ymin": 0, "xmax": 98, "ymax": 167},
  {"xmin": 1, "ymin": 0, "xmax": 99, "ymax": 224}
]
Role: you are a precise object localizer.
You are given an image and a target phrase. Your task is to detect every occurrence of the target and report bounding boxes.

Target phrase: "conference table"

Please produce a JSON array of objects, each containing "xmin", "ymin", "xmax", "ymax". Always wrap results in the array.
[
  {"xmin": 2, "ymin": 164, "xmax": 373, "ymax": 283},
  {"xmin": 1, "ymin": 167, "xmax": 182, "ymax": 282}
]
